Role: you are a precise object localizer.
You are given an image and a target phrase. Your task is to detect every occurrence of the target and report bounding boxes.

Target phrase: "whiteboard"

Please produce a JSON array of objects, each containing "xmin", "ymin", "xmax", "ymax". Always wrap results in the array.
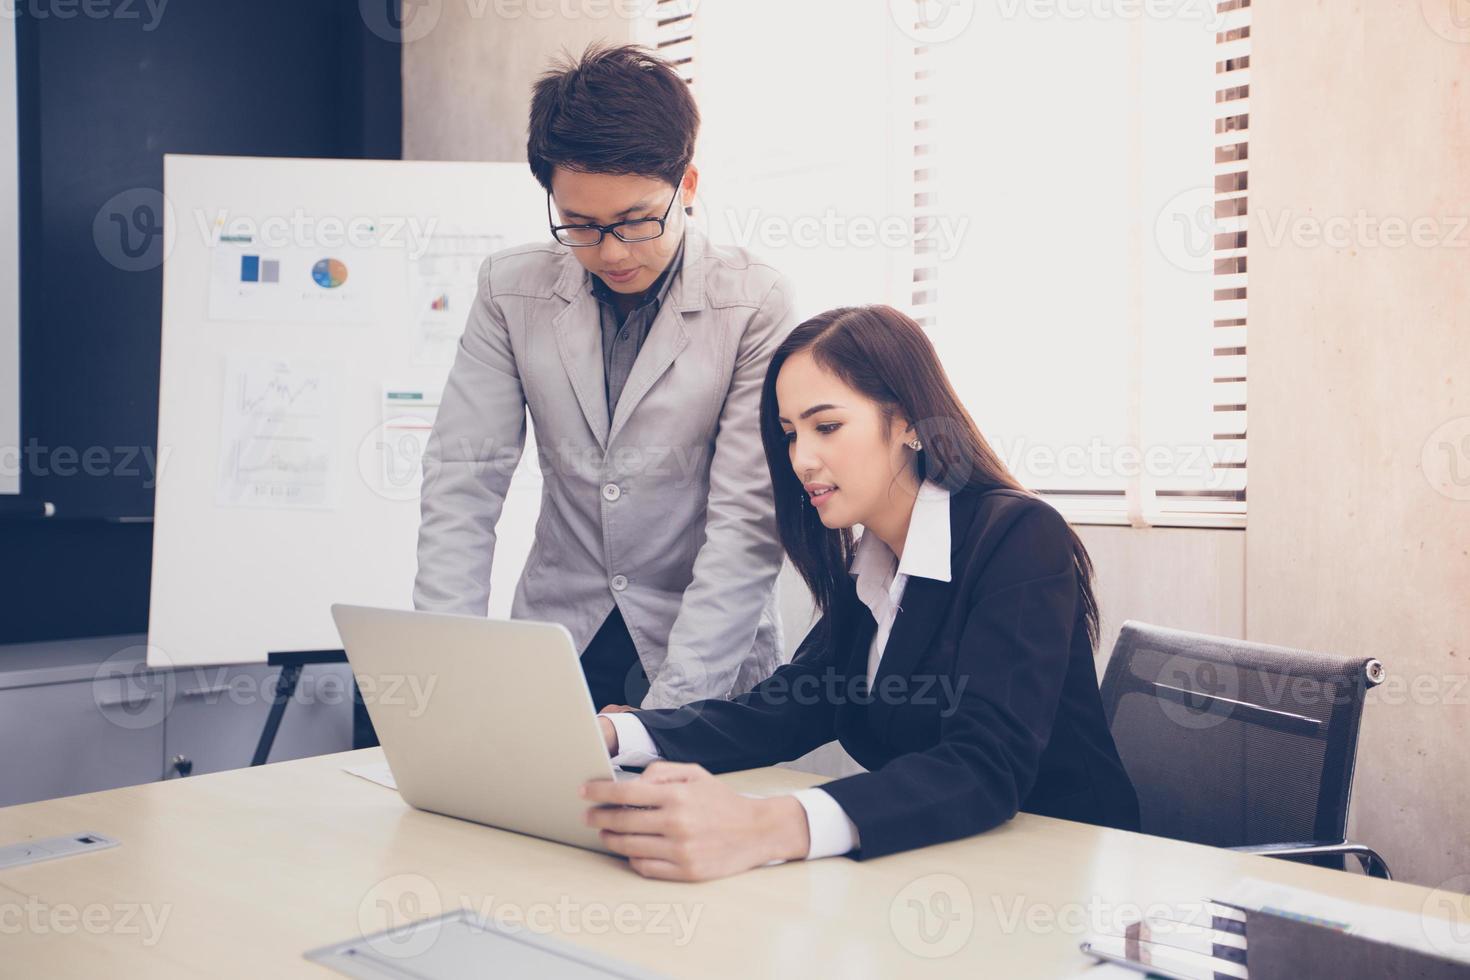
[
  {"xmin": 0, "ymin": 14, "xmax": 18, "ymax": 495},
  {"xmin": 149, "ymin": 155, "xmax": 549, "ymax": 667}
]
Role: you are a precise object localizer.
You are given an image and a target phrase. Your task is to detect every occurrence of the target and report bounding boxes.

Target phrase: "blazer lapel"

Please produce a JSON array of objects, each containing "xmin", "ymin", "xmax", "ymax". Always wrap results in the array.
[
  {"xmin": 607, "ymin": 299, "xmax": 689, "ymax": 445},
  {"xmin": 866, "ymin": 577, "xmax": 953, "ymax": 732},
  {"xmin": 551, "ymin": 256, "xmax": 610, "ymax": 452}
]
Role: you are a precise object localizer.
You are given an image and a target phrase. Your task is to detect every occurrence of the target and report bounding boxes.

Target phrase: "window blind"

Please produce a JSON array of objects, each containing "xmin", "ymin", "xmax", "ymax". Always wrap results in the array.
[
  {"xmin": 1194, "ymin": 0, "xmax": 1251, "ymax": 519},
  {"xmin": 900, "ymin": 1, "xmax": 1248, "ymax": 527},
  {"xmin": 665, "ymin": 2, "xmax": 1247, "ymax": 528},
  {"xmin": 652, "ymin": 0, "xmax": 696, "ymax": 85}
]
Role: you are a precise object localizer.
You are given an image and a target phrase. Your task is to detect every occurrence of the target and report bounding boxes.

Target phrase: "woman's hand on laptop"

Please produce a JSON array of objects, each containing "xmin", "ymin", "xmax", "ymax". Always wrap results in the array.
[{"xmin": 580, "ymin": 762, "xmax": 810, "ymax": 881}]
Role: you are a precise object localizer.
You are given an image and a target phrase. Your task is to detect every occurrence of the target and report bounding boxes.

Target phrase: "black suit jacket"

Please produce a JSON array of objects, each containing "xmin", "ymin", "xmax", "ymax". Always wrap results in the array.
[{"xmin": 631, "ymin": 486, "xmax": 1141, "ymax": 860}]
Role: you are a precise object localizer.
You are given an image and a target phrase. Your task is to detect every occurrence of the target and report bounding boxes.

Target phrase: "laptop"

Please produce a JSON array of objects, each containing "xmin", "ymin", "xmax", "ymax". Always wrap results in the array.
[{"xmin": 330, "ymin": 603, "xmax": 637, "ymax": 854}]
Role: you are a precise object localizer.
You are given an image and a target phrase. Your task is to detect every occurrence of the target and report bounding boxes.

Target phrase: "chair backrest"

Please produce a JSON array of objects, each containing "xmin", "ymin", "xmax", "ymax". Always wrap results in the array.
[{"xmin": 1099, "ymin": 621, "xmax": 1383, "ymax": 848}]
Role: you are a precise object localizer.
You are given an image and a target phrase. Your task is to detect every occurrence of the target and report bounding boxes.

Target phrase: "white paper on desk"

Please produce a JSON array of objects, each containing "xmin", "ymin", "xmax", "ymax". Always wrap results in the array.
[
  {"xmin": 1217, "ymin": 877, "xmax": 1470, "ymax": 965},
  {"xmin": 343, "ymin": 760, "xmax": 397, "ymax": 790}
]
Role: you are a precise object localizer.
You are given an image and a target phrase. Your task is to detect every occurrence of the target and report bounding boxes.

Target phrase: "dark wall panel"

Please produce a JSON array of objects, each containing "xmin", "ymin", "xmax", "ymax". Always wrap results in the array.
[{"xmin": 2, "ymin": 1, "xmax": 403, "ymax": 643}]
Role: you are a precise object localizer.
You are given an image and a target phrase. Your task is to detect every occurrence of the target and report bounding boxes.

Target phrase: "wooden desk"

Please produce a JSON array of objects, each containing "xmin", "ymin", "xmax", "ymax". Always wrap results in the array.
[{"xmin": 0, "ymin": 747, "xmax": 1453, "ymax": 978}]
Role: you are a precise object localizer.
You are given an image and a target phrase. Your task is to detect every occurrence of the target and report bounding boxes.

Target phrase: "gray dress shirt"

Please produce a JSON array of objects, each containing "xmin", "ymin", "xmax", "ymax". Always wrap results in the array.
[{"xmin": 590, "ymin": 234, "xmax": 686, "ymax": 413}]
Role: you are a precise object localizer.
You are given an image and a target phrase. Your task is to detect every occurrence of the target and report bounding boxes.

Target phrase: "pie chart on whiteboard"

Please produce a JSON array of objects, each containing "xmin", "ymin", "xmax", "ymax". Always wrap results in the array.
[{"xmin": 311, "ymin": 257, "xmax": 349, "ymax": 289}]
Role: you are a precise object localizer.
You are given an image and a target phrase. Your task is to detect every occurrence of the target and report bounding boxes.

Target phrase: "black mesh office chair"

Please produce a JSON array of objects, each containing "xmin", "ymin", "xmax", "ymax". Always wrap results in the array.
[{"xmin": 1100, "ymin": 621, "xmax": 1391, "ymax": 879}]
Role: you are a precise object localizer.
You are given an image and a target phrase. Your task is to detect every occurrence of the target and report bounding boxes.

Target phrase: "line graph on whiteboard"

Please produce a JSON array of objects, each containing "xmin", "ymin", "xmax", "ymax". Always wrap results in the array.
[{"xmin": 217, "ymin": 354, "xmax": 340, "ymax": 509}]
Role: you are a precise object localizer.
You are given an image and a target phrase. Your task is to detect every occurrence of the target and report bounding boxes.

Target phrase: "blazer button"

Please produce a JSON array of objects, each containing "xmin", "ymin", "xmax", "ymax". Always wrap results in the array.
[
  {"xmin": 610, "ymin": 574, "xmax": 628, "ymax": 592},
  {"xmin": 602, "ymin": 483, "xmax": 622, "ymax": 502}
]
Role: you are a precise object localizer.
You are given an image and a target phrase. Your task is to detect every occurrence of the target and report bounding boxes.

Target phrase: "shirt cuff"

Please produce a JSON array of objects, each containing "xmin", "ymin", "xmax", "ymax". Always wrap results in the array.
[
  {"xmin": 601, "ymin": 712, "xmax": 663, "ymax": 768},
  {"xmin": 791, "ymin": 788, "xmax": 860, "ymax": 859}
]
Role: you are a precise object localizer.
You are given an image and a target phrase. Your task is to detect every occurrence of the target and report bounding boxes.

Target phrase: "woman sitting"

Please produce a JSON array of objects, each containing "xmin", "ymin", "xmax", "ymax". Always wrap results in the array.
[{"xmin": 581, "ymin": 304, "xmax": 1141, "ymax": 881}]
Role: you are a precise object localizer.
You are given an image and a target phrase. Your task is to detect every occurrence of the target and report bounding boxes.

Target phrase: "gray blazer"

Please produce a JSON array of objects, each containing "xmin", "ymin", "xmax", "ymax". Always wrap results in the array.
[{"xmin": 413, "ymin": 227, "xmax": 796, "ymax": 708}]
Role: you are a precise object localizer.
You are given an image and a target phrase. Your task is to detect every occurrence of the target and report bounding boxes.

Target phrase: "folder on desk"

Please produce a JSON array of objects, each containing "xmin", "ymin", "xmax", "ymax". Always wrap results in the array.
[
  {"xmin": 1080, "ymin": 878, "xmax": 1470, "ymax": 980},
  {"xmin": 1239, "ymin": 906, "xmax": 1470, "ymax": 980},
  {"xmin": 1079, "ymin": 902, "xmax": 1248, "ymax": 979}
]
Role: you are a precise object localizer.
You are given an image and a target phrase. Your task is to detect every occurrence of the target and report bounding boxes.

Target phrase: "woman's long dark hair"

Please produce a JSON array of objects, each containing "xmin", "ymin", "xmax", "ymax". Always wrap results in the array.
[{"xmin": 758, "ymin": 304, "xmax": 1101, "ymax": 648}]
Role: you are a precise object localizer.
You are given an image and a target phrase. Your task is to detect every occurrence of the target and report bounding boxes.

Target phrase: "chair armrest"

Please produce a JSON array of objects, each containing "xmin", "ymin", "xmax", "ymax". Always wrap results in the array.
[{"xmin": 1229, "ymin": 840, "xmax": 1393, "ymax": 880}]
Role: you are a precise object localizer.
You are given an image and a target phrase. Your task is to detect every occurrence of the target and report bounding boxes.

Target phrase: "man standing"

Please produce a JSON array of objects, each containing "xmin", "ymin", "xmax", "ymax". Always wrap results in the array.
[{"xmin": 413, "ymin": 45, "xmax": 794, "ymax": 711}]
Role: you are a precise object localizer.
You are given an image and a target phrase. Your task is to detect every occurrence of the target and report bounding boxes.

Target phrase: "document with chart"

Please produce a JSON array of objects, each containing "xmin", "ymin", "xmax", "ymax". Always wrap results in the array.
[{"xmin": 217, "ymin": 354, "xmax": 340, "ymax": 509}]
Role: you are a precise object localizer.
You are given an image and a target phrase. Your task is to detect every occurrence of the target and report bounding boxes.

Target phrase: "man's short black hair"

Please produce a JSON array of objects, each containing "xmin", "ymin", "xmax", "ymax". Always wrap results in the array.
[{"xmin": 527, "ymin": 43, "xmax": 699, "ymax": 194}]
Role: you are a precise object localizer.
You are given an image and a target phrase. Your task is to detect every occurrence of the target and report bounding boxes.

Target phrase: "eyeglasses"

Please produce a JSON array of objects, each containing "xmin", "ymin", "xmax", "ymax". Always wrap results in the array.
[{"xmin": 547, "ymin": 174, "xmax": 684, "ymax": 247}]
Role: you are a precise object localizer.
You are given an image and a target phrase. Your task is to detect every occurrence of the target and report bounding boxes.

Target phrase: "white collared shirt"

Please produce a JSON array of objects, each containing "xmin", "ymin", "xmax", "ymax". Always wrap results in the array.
[
  {"xmin": 850, "ymin": 480, "xmax": 953, "ymax": 688},
  {"xmin": 605, "ymin": 482, "xmax": 953, "ymax": 860}
]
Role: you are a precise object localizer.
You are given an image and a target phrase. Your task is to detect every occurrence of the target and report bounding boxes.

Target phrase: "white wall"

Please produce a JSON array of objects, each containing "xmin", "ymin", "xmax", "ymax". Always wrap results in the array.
[
  {"xmin": 1246, "ymin": 0, "xmax": 1470, "ymax": 887},
  {"xmin": 401, "ymin": 5, "xmax": 638, "ymax": 163}
]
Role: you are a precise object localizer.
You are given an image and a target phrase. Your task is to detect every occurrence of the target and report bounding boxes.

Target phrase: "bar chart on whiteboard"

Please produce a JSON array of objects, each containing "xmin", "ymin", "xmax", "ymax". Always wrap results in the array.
[{"xmin": 408, "ymin": 229, "xmax": 508, "ymax": 365}]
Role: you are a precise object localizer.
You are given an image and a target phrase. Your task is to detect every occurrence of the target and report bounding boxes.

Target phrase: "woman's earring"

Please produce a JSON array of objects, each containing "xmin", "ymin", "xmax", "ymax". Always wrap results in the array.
[{"xmin": 908, "ymin": 438, "xmax": 923, "ymax": 451}]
